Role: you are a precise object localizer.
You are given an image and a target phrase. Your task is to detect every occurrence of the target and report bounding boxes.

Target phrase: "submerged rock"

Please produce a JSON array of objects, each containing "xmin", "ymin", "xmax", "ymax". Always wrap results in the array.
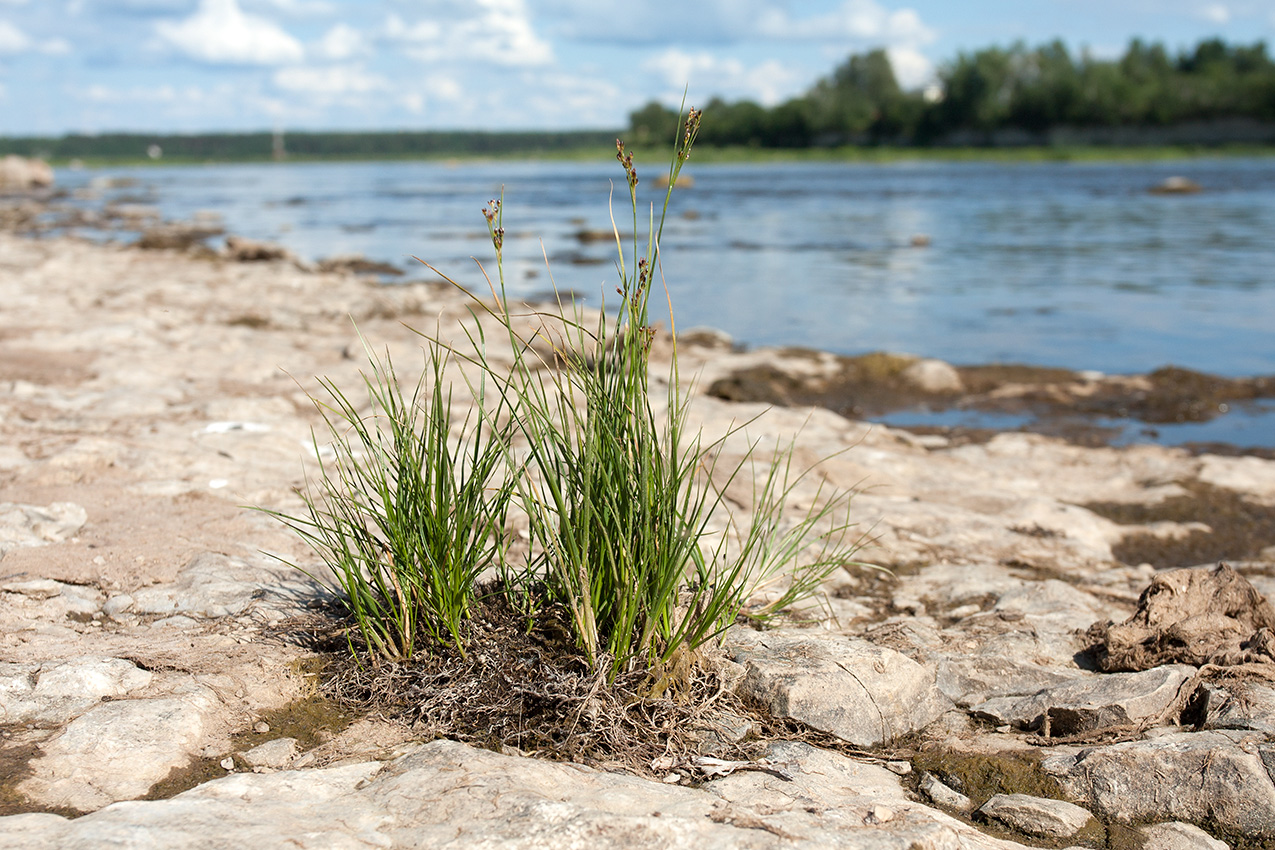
[{"xmin": 1150, "ymin": 176, "xmax": 1203, "ymax": 195}]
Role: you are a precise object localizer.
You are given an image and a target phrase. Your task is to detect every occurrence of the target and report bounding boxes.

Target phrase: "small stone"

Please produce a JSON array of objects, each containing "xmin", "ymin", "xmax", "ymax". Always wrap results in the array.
[
  {"xmin": 865, "ymin": 805, "xmax": 894, "ymax": 824},
  {"xmin": 241, "ymin": 738, "xmax": 298, "ymax": 770},
  {"xmin": 253, "ymin": 721, "xmax": 270, "ymax": 734},
  {"xmin": 102, "ymin": 595, "xmax": 134, "ymax": 618},
  {"xmin": 920, "ymin": 772, "xmax": 972, "ymax": 812},
  {"xmin": 900, "ymin": 359, "xmax": 963, "ymax": 394},
  {"xmin": 885, "ymin": 761, "xmax": 911, "ymax": 775},
  {"xmin": 662, "ymin": 773, "xmax": 681, "ymax": 784},
  {"xmin": 980, "ymin": 793, "xmax": 1094, "ymax": 838},
  {"xmin": 220, "ymin": 757, "xmax": 235, "ymax": 771}
]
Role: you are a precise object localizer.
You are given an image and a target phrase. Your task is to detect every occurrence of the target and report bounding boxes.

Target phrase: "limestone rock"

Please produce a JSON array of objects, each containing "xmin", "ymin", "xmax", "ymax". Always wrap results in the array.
[
  {"xmin": 979, "ymin": 793, "xmax": 1094, "ymax": 838},
  {"xmin": 935, "ymin": 656, "xmax": 1083, "ymax": 707},
  {"xmin": 0, "ymin": 156, "xmax": 53, "ymax": 190},
  {"xmin": 1140, "ymin": 821, "xmax": 1230, "ymax": 850},
  {"xmin": 919, "ymin": 772, "xmax": 972, "ymax": 812},
  {"xmin": 19, "ymin": 688, "xmax": 219, "ymax": 811},
  {"xmin": 0, "ymin": 657, "xmax": 152, "ymax": 726},
  {"xmin": 0, "ymin": 502, "xmax": 88, "ymax": 556},
  {"xmin": 970, "ymin": 664, "xmax": 1196, "ymax": 736},
  {"xmin": 729, "ymin": 630, "xmax": 951, "ymax": 746},
  {"xmin": 128, "ymin": 552, "xmax": 298, "ymax": 619},
  {"xmin": 0, "ymin": 738, "xmax": 1033, "ymax": 850},
  {"xmin": 993, "ymin": 579, "xmax": 1110, "ymax": 632},
  {"xmin": 1197, "ymin": 455, "xmax": 1275, "ymax": 503},
  {"xmin": 240, "ymin": 737, "xmax": 298, "ymax": 770},
  {"xmin": 900, "ymin": 359, "xmax": 963, "ymax": 394},
  {"xmin": 1192, "ymin": 682, "xmax": 1275, "ymax": 733},
  {"xmin": 1042, "ymin": 731, "xmax": 1275, "ymax": 837}
]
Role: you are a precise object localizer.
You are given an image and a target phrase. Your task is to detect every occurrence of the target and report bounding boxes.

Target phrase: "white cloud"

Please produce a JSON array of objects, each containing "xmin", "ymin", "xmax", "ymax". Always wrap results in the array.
[
  {"xmin": 1199, "ymin": 3, "xmax": 1230, "ymax": 24},
  {"xmin": 886, "ymin": 45, "xmax": 933, "ymax": 89},
  {"xmin": 758, "ymin": 0, "xmax": 935, "ymax": 45},
  {"xmin": 0, "ymin": 19, "xmax": 30, "ymax": 53},
  {"xmin": 425, "ymin": 74, "xmax": 463, "ymax": 102},
  {"xmin": 385, "ymin": 0, "xmax": 553, "ymax": 68},
  {"xmin": 156, "ymin": 0, "xmax": 304, "ymax": 65},
  {"xmin": 252, "ymin": 0, "xmax": 336, "ymax": 14},
  {"xmin": 642, "ymin": 48, "xmax": 805, "ymax": 106},
  {"xmin": 273, "ymin": 64, "xmax": 388, "ymax": 96},
  {"xmin": 39, "ymin": 37, "xmax": 72, "ymax": 55},
  {"xmin": 78, "ymin": 83, "xmax": 208, "ymax": 104},
  {"xmin": 314, "ymin": 23, "xmax": 366, "ymax": 61}
]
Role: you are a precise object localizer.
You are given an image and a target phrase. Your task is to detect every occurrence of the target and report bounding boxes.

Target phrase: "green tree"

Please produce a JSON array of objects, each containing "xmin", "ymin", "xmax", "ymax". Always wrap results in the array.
[{"xmin": 627, "ymin": 101, "xmax": 680, "ymax": 146}]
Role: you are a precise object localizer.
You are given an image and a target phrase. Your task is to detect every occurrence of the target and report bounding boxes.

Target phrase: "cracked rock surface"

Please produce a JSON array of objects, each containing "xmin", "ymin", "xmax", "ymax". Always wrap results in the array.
[{"xmin": 2, "ymin": 225, "xmax": 1274, "ymax": 847}]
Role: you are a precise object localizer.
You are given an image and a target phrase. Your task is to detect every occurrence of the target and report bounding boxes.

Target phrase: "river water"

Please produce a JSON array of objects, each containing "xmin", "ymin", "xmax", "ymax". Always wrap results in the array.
[{"xmin": 57, "ymin": 156, "xmax": 1275, "ymax": 446}]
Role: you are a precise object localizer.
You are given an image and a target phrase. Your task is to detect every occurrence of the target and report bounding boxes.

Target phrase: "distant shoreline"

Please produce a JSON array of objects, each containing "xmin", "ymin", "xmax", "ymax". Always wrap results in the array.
[{"xmin": 34, "ymin": 142, "xmax": 1275, "ymax": 169}]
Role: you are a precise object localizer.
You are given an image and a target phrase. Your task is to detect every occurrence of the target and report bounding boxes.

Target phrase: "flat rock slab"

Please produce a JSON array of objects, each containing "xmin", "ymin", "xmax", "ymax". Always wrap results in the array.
[
  {"xmin": 127, "ymin": 552, "xmax": 317, "ymax": 620},
  {"xmin": 978, "ymin": 793, "xmax": 1094, "ymax": 838},
  {"xmin": 935, "ymin": 656, "xmax": 1084, "ymax": 707},
  {"xmin": 1043, "ymin": 730, "xmax": 1275, "ymax": 837},
  {"xmin": 728, "ymin": 630, "xmax": 950, "ymax": 747},
  {"xmin": 972, "ymin": 664, "xmax": 1196, "ymax": 736},
  {"xmin": 19, "ymin": 688, "xmax": 219, "ymax": 812},
  {"xmin": 0, "ymin": 657, "xmax": 152, "ymax": 726},
  {"xmin": 0, "ymin": 502, "xmax": 87, "ymax": 555},
  {"xmin": 0, "ymin": 739, "xmax": 1035, "ymax": 850}
]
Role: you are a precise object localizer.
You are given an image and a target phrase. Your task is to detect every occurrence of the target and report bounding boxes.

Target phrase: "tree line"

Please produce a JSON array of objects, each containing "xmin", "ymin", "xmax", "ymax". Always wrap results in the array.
[
  {"xmin": 3, "ymin": 37, "xmax": 1272, "ymax": 161},
  {"xmin": 0, "ymin": 129, "xmax": 617, "ymax": 162},
  {"xmin": 629, "ymin": 38, "xmax": 1275, "ymax": 148}
]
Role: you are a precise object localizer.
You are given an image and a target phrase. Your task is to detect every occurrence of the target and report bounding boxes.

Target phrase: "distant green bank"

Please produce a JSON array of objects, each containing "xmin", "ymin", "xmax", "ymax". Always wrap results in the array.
[
  {"xmin": 0, "ymin": 129, "xmax": 621, "ymax": 165},
  {"xmin": 2, "ymin": 133, "xmax": 1271, "ymax": 168}
]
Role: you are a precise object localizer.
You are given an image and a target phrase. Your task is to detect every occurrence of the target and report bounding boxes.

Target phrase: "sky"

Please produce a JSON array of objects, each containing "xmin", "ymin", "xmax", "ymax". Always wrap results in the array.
[{"xmin": 0, "ymin": 0, "xmax": 1272, "ymax": 136}]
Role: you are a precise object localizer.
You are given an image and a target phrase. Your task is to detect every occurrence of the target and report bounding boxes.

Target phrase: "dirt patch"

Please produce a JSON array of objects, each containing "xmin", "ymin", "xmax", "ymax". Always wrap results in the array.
[
  {"xmin": 1083, "ymin": 481, "xmax": 1275, "ymax": 568},
  {"xmin": 305, "ymin": 590, "xmax": 784, "ymax": 780},
  {"xmin": 0, "ymin": 349, "xmax": 96, "ymax": 387},
  {"xmin": 0, "ymin": 481, "xmax": 261, "ymax": 588},
  {"xmin": 1086, "ymin": 563, "xmax": 1275, "ymax": 672},
  {"xmin": 0, "ymin": 731, "xmax": 81, "ymax": 819}
]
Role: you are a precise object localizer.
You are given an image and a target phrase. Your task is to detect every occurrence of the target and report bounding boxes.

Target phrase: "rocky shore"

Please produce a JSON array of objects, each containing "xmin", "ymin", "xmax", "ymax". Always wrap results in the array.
[{"xmin": 2, "ymin": 190, "xmax": 1275, "ymax": 848}]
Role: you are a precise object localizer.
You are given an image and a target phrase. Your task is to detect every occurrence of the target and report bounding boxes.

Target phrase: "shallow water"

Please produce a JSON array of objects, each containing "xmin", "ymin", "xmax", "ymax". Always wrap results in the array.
[{"xmin": 55, "ymin": 156, "xmax": 1275, "ymax": 446}]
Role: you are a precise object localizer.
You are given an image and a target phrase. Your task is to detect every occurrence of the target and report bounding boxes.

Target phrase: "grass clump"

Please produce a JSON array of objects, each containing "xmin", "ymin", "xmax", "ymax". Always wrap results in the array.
[
  {"xmin": 263, "ymin": 344, "xmax": 511, "ymax": 661},
  {"xmin": 270, "ymin": 108, "xmax": 865, "ymax": 712}
]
